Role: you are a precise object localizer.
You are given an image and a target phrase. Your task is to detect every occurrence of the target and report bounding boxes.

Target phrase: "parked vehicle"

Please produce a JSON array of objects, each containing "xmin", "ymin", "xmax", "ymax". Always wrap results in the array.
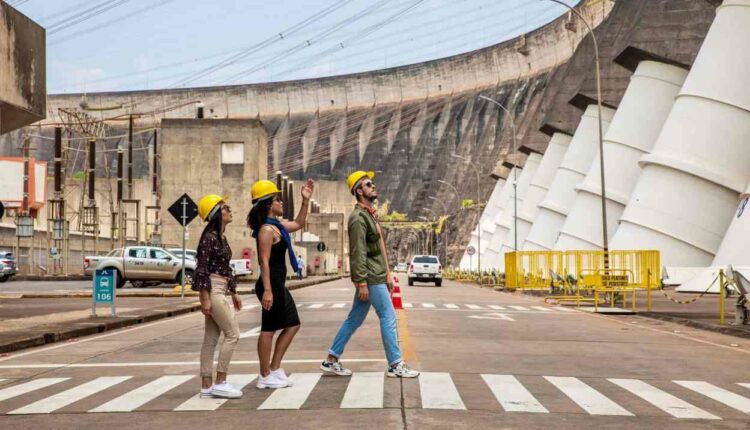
[
  {"xmin": 408, "ymin": 255, "xmax": 443, "ymax": 287},
  {"xmin": 168, "ymin": 248, "xmax": 252, "ymax": 277},
  {"xmin": 83, "ymin": 246, "xmax": 196, "ymax": 288},
  {"xmin": 394, "ymin": 262, "xmax": 408, "ymax": 273},
  {"xmin": 0, "ymin": 251, "xmax": 17, "ymax": 283}
]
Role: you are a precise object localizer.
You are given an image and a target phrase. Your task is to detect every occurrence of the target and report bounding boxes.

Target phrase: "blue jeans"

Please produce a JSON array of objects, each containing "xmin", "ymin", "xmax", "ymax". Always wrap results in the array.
[{"xmin": 328, "ymin": 284, "xmax": 402, "ymax": 366}]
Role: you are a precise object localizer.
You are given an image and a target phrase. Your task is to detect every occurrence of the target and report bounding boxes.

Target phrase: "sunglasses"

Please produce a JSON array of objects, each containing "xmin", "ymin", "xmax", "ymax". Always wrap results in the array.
[
  {"xmin": 272, "ymin": 196, "xmax": 283, "ymax": 203},
  {"xmin": 362, "ymin": 181, "xmax": 375, "ymax": 188},
  {"xmin": 222, "ymin": 205, "xmax": 232, "ymax": 213}
]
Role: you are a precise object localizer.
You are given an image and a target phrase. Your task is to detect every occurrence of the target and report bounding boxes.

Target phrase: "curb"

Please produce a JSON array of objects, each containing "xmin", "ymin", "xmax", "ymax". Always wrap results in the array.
[
  {"xmin": 0, "ymin": 276, "xmax": 344, "ymax": 354},
  {"xmin": 637, "ymin": 312, "xmax": 750, "ymax": 340}
]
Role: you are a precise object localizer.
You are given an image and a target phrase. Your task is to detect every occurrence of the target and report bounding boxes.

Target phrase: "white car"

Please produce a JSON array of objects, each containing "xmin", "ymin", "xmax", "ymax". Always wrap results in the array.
[
  {"xmin": 168, "ymin": 248, "xmax": 253, "ymax": 278},
  {"xmin": 394, "ymin": 262, "xmax": 408, "ymax": 273},
  {"xmin": 408, "ymin": 255, "xmax": 443, "ymax": 287}
]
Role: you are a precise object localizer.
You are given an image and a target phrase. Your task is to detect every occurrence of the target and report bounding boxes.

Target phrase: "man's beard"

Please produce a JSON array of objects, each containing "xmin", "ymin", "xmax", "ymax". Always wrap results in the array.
[{"xmin": 364, "ymin": 194, "xmax": 378, "ymax": 203}]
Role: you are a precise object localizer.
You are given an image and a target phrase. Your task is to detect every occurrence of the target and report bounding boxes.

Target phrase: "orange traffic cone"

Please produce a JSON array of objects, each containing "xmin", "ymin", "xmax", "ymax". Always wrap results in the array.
[{"xmin": 391, "ymin": 277, "xmax": 403, "ymax": 310}]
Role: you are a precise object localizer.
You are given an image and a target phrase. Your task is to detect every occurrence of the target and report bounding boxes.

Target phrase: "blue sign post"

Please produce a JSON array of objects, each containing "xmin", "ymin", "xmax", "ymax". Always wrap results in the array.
[{"xmin": 92, "ymin": 268, "xmax": 116, "ymax": 317}]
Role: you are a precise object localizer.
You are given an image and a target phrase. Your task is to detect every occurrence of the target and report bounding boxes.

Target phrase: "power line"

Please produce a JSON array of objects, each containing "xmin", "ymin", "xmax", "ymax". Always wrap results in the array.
[{"xmin": 47, "ymin": 0, "xmax": 133, "ymax": 35}]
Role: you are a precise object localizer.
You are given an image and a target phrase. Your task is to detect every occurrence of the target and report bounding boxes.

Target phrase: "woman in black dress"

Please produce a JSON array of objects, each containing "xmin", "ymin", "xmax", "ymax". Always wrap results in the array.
[{"xmin": 247, "ymin": 179, "xmax": 314, "ymax": 389}]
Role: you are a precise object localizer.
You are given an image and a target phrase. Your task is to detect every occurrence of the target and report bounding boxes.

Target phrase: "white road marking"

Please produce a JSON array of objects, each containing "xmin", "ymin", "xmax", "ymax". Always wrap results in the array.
[
  {"xmin": 91, "ymin": 375, "xmax": 193, "ymax": 412},
  {"xmin": 739, "ymin": 383, "xmax": 750, "ymax": 390},
  {"xmin": 240, "ymin": 326, "xmax": 262, "ymax": 338},
  {"xmin": 403, "ymin": 303, "xmax": 413, "ymax": 308},
  {"xmin": 481, "ymin": 374, "xmax": 548, "ymax": 413},
  {"xmin": 444, "ymin": 304, "xmax": 459, "ymax": 309},
  {"xmin": 8, "ymin": 376, "xmax": 131, "ymax": 414},
  {"xmin": 422, "ymin": 303, "xmax": 436, "ymax": 308},
  {"xmin": 332, "ymin": 303, "xmax": 346, "ymax": 309},
  {"xmin": 340, "ymin": 372, "xmax": 384, "ymax": 409},
  {"xmin": 0, "ymin": 358, "xmax": 386, "ymax": 369},
  {"xmin": 257, "ymin": 373, "xmax": 321, "ymax": 410},
  {"xmin": 419, "ymin": 372, "xmax": 466, "ymax": 410},
  {"xmin": 468, "ymin": 313, "xmax": 515, "ymax": 322},
  {"xmin": 465, "ymin": 304, "xmax": 482, "ymax": 310},
  {"xmin": 531, "ymin": 306, "xmax": 553, "ymax": 312},
  {"xmin": 488, "ymin": 305, "xmax": 505, "ymax": 310},
  {"xmin": 675, "ymin": 381, "xmax": 750, "ymax": 414},
  {"xmin": 175, "ymin": 374, "xmax": 257, "ymax": 411},
  {"xmin": 545, "ymin": 376, "xmax": 632, "ymax": 416},
  {"xmin": 509, "ymin": 305, "xmax": 530, "ymax": 311},
  {"xmin": 608, "ymin": 379, "xmax": 719, "ymax": 420},
  {"xmin": 0, "ymin": 378, "xmax": 70, "ymax": 402},
  {"xmin": 308, "ymin": 304, "xmax": 324, "ymax": 309}
]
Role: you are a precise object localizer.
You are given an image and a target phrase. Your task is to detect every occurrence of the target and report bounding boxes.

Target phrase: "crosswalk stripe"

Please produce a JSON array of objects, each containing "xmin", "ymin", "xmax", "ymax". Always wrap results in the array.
[
  {"xmin": 174, "ymin": 374, "xmax": 257, "ymax": 411},
  {"xmin": 675, "ymin": 381, "xmax": 750, "ymax": 414},
  {"xmin": 340, "ymin": 372, "xmax": 383, "ymax": 409},
  {"xmin": 488, "ymin": 305, "xmax": 505, "ymax": 310},
  {"xmin": 332, "ymin": 303, "xmax": 346, "ymax": 309},
  {"xmin": 531, "ymin": 306, "xmax": 553, "ymax": 312},
  {"xmin": 422, "ymin": 303, "xmax": 436, "ymax": 308},
  {"xmin": 444, "ymin": 304, "xmax": 459, "ymax": 309},
  {"xmin": 481, "ymin": 374, "xmax": 548, "ymax": 413},
  {"xmin": 0, "ymin": 378, "xmax": 70, "ymax": 402},
  {"xmin": 739, "ymin": 383, "xmax": 750, "ymax": 391},
  {"xmin": 419, "ymin": 372, "xmax": 466, "ymax": 410},
  {"xmin": 608, "ymin": 379, "xmax": 720, "ymax": 420},
  {"xmin": 257, "ymin": 373, "xmax": 321, "ymax": 410},
  {"xmin": 545, "ymin": 376, "xmax": 632, "ymax": 416},
  {"xmin": 509, "ymin": 305, "xmax": 530, "ymax": 311},
  {"xmin": 90, "ymin": 375, "xmax": 193, "ymax": 412},
  {"xmin": 403, "ymin": 303, "xmax": 413, "ymax": 308},
  {"xmin": 465, "ymin": 305, "xmax": 482, "ymax": 310},
  {"xmin": 8, "ymin": 376, "xmax": 131, "ymax": 415},
  {"xmin": 557, "ymin": 306, "xmax": 576, "ymax": 312},
  {"xmin": 308, "ymin": 304, "xmax": 324, "ymax": 309}
]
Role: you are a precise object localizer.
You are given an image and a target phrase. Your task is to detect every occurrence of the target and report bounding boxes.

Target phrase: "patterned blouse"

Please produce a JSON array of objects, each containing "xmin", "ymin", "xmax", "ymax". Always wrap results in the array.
[{"xmin": 193, "ymin": 231, "xmax": 237, "ymax": 293}]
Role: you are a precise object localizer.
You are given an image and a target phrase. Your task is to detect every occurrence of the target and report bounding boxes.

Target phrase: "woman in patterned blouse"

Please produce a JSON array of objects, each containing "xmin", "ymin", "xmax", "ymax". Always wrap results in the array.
[{"xmin": 193, "ymin": 195, "xmax": 243, "ymax": 399}]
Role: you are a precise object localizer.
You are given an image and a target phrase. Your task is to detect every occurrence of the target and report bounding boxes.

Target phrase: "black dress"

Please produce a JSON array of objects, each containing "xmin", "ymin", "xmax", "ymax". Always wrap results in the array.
[{"xmin": 255, "ymin": 238, "xmax": 300, "ymax": 332}]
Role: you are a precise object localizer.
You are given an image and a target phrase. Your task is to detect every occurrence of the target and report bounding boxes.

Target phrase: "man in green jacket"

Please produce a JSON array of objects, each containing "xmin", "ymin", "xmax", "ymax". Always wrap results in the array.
[{"xmin": 320, "ymin": 171, "xmax": 419, "ymax": 378}]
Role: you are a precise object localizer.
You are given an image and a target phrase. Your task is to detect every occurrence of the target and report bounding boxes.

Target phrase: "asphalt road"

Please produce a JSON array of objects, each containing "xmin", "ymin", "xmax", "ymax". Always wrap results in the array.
[{"xmin": 0, "ymin": 278, "xmax": 748, "ymax": 429}]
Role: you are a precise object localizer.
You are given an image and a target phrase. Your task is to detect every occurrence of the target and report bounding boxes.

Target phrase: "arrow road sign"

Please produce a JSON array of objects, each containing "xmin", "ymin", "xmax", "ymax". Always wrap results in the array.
[{"xmin": 168, "ymin": 193, "xmax": 199, "ymax": 226}]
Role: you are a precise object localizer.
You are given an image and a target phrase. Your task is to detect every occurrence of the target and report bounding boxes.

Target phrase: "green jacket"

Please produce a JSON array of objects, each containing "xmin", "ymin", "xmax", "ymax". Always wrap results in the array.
[{"xmin": 348, "ymin": 205, "xmax": 387, "ymax": 286}]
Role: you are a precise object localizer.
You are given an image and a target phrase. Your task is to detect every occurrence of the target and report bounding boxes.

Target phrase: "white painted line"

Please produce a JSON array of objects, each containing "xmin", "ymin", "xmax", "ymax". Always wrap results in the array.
[
  {"xmin": 240, "ymin": 326, "xmax": 262, "ymax": 338},
  {"xmin": 488, "ymin": 305, "xmax": 505, "ymax": 310},
  {"xmin": 402, "ymin": 303, "xmax": 413, "ymax": 308},
  {"xmin": 296, "ymin": 303, "xmax": 303, "ymax": 308},
  {"xmin": 675, "ymin": 381, "xmax": 750, "ymax": 414},
  {"xmin": 0, "ymin": 378, "xmax": 70, "ymax": 402},
  {"xmin": 444, "ymin": 304, "xmax": 459, "ymax": 309},
  {"xmin": 739, "ymin": 383, "xmax": 750, "ymax": 391},
  {"xmin": 419, "ymin": 372, "xmax": 466, "ymax": 410},
  {"xmin": 481, "ymin": 374, "xmax": 548, "ymax": 413},
  {"xmin": 257, "ymin": 373, "xmax": 321, "ymax": 410},
  {"xmin": 509, "ymin": 305, "xmax": 530, "ymax": 311},
  {"xmin": 332, "ymin": 303, "xmax": 346, "ymax": 309},
  {"xmin": 468, "ymin": 313, "xmax": 516, "ymax": 322},
  {"xmin": 609, "ymin": 379, "xmax": 719, "ymax": 420},
  {"xmin": 175, "ymin": 374, "xmax": 257, "ymax": 411},
  {"xmin": 545, "ymin": 376, "xmax": 632, "ymax": 416},
  {"xmin": 557, "ymin": 306, "xmax": 577, "ymax": 312},
  {"xmin": 422, "ymin": 303, "xmax": 436, "ymax": 308},
  {"xmin": 91, "ymin": 375, "xmax": 193, "ymax": 412},
  {"xmin": 340, "ymin": 372, "xmax": 384, "ymax": 409},
  {"xmin": 9, "ymin": 376, "xmax": 131, "ymax": 415},
  {"xmin": 531, "ymin": 306, "xmax": 553, "ymax": 312},
  {"xmin": 465, "ymin": 304, "xmax": 482, "ymax": 310},
  {"xmin": 308, "ymin": 304, "xmax": 324, "ymax": 309},
  {"xmin": 243, "ymin": 304, "xmax": 259, "ymax": 310},
  {"xmin": 0, "ymin": 358, "xmax": 386, "ymax": 369}
]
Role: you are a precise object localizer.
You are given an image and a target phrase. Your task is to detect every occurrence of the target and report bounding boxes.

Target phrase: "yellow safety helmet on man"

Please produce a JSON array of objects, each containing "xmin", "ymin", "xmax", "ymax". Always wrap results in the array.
[
  {"xmin": 347, "ymin": 171, "xmax": 375, "ymax": 195},
  {"xmin": 251, "ymin": 180, "xmax": 282, "ymax": 204},
  {"xmin": 197, "ymin": 194, "xmax": 228, "ymax": 222}
]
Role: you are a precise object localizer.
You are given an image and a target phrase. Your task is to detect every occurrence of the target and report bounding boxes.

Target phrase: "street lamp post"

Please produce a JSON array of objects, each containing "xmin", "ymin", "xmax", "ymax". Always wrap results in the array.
[
  {"xmin": 451, "ymin": 153, "xmax": 483, "ymax": 284},
  {"xmin": 479, "ymin": 95, "xmax": 519, "ymax": 250},
  {"xmin": 544, "ymin": 0, "xmax": 609, "ymax": 263},
  {"xmin": 428, "ymin": 196, "xmax": 450, "ymax": 264}
]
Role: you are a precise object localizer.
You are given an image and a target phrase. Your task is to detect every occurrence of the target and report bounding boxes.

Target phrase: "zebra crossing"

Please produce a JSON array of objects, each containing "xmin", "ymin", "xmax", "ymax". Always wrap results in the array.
[
  {"xmin": 0, "ymin": 372, "xmax": 748, "ymax": 419},
  {"xmin": 292, "ymin": 302, "xmax": 574, "ymax": 313}
]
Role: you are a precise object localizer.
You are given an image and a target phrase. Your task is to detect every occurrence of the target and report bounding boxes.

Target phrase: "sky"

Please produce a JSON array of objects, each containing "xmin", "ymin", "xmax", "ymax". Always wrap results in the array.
[{"xmin": 10, "ymin": 0, "xmax": 572, "ymax": 94}]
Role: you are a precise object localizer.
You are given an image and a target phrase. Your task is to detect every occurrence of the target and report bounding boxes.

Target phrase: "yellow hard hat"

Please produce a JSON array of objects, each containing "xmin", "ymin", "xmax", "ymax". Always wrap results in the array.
[
  {"xmin": 347, "ymin": 171, "xmax": 375, "ymax": 194},
  {"xmin": 251, "ymin": 180, "xmax": 282, "ymax": 204},
  {"xmin": 197, "ymin": 194, "xmax": 228, "ymax": 221}
]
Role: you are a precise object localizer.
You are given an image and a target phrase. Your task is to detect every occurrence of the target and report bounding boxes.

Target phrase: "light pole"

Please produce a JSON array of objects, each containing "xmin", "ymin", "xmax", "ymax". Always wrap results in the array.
[
  {"xmin": 544, "ymin": 0, "xmax": 609, "ymax": 262},
  {"xmin": 451, "ymin": 153, "xmax": 482, "ymax": 283},
  {"xmin": 479, "ymin": 95, "xmax": 519, "ymax": 250},
  {"xmin": 429, "ymin": 196, "xmax": 451, "ymax": 265}
]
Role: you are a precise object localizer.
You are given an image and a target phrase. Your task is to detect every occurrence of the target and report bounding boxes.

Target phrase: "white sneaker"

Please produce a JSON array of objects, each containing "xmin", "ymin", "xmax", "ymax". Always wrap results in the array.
[
  {"xmin": 256, "ymin": 373, "xmax": 289, "ymax": 389},
  {"xmin": 320, "ymin": 360, "xmax": 353, "ymax": 376},
  {"xmin": 271, "ymin": 368, "xmax": 294, "ymax": 387},
  {"xmin": 199, "ymin": 388, "xmax": 213, "ymax": 398},
  {"xmin": 210, "ymin": 382, "xmax": 243, "ymax": 398},
  {"xmin": 386, "ymin": 361, "xmax": 419, "ymax": 378}
]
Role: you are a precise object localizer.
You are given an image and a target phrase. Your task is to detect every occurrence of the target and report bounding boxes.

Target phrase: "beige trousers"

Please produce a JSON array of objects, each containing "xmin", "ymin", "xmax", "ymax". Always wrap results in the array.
[{"xmin": 200, "ymin": 274, "xmax": 240, "ymax": 377}]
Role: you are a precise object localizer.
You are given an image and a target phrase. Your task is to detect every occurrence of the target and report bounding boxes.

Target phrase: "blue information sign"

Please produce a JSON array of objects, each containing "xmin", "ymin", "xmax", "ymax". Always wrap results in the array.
[{"xmin": 92, "ymin": 268, "xmax": 116, "ymax": 317}]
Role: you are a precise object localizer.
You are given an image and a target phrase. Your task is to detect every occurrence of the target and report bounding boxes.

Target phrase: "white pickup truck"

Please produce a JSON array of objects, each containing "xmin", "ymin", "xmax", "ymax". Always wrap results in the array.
[
  {"xmin": 408, "ymin": 255, "xmax": 443, "ymax": 287},
  {"xmin": 84, "ymin": 246, "xmax": 196, "ymax": 288},
  {"xmin": 168, "ymin": 248, "xmax": 253, "ymax": 278}
]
